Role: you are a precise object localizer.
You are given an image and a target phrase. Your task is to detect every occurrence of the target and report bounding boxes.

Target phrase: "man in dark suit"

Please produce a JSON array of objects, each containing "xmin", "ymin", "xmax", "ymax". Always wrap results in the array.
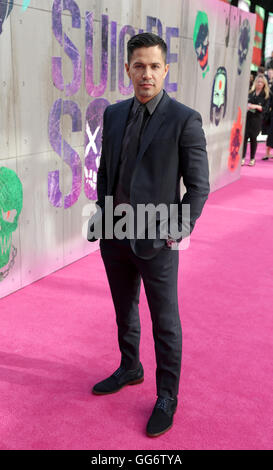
[{"xmin": 88, "ymin": 33, "xmax": 210, "ymax": 437}]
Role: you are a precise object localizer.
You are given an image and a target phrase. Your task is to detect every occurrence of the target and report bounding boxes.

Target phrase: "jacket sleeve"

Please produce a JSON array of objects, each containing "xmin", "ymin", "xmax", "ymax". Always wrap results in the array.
[
  {"xmin": 261, "ymin": 94, "xmax": 270, "ymax": 116},
  {"xmin": 178, "ymin": 111, "xmax": 210, "ymax": 237}
]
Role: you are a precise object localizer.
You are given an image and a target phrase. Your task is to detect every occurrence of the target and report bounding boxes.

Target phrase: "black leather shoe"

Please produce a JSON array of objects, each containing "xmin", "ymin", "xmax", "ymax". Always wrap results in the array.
[
  {"xmin": 92, "ymin": 363, "xmax": 144, "ymax": 395},
  {"xmin": 146, "ymin": 397, "xmax": 177, "ymax": 437}
]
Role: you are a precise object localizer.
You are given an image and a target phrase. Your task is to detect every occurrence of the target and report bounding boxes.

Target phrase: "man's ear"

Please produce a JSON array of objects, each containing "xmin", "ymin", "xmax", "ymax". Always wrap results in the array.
[
  {"xmin": 125, "ymin": 63, "xmax": 130, "ymax": 79},
  {"xmin": 164, "ymin": 64, "xmax": 170, "ymax": 79}
]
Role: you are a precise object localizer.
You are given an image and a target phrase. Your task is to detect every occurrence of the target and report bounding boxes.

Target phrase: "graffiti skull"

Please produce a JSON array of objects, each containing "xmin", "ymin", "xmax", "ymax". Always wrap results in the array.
[
  {"xmin": 210, "ymin": 67, "xmax": 227, "ymax": 126},
  {"xmin": 0, "ymin": 167, "xmax": 23, "ymax": 269},
  {"xmin": 228, "ymin": 107, "xmax": 242, "ymax": 171},
  {"xmin": 193, "ymin": 11, "xmax": 209, "ymax": 73},
  {"xmin": 238, "ymin": 19, "xmax": 250, "ymax": 75},
  {"xmin": 230, "ymin": 130, "xmax": 241, "ymax": 160}
]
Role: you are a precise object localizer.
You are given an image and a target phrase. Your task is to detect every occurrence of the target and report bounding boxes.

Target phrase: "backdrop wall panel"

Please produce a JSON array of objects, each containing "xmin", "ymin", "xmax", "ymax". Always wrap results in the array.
[{"xmin": 0, "ymin": 0, "xmax": 255, "ymax": 298}]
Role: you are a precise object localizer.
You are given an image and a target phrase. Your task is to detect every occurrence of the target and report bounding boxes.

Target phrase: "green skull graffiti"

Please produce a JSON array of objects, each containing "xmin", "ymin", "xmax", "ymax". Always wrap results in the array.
[
  {"xmin": 193, "ymin": 11, "xmax": 209, "ymax": 78},
  {"xmin": 0, "ymin": 167, "xmax": 23, "ymax": 269}
]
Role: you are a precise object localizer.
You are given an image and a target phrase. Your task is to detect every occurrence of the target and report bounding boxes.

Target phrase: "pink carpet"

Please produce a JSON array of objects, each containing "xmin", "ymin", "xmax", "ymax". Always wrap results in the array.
[{"xmin": 0, "ymin": 143, "xmax": 272, "ymax": 450}]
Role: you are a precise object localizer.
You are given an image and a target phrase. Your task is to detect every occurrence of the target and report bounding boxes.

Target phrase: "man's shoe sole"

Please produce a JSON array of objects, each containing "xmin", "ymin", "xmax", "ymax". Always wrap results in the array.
[
  {"xmin": 146, "ymin": 423, "xmax": 173, "ymax": 437},
  {"xmin": 92, "ymin": 376, "xmax": 144, "ymax": 395}
]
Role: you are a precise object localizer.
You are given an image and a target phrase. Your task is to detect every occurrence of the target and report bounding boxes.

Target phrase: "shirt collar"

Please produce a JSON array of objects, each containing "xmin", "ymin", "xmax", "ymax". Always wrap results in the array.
[{"xmin": 132, "ymin": 89, "xmax": 164, "ymax": 115}]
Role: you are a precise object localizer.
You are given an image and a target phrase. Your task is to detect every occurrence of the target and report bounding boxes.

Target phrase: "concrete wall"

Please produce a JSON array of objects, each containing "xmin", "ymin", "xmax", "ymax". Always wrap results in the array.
[{"xmin": 0, "ymin": 0, "xmax": 255, "ymax": 298}]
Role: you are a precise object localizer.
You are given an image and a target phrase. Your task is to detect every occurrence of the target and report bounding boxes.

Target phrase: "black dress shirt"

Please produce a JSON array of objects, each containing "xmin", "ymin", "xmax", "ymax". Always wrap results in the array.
[{"xmin": 114, "ymin": 90, "xmax": 164, "ymax": 207}]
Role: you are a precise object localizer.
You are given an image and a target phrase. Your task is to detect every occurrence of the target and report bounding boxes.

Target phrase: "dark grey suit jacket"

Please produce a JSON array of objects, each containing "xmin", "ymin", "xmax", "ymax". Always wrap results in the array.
[{"xmin": 88, "ymin": 90, "xmax": 210, "ymax": 259}]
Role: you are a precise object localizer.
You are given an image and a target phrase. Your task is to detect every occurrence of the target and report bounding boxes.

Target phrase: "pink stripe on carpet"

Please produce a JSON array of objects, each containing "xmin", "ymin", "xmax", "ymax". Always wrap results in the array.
[{"xmin": 0, "ymin": 143, "xmax": 272, "ymax": 450}]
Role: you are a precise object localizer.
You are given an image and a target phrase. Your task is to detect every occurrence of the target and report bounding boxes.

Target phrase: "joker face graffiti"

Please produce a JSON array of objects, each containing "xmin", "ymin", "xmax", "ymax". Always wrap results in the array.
[
  {"xmin": 210, "ymin": 67, "xmax": 227, "ymax": 126},
  {"xmin": 0, "ymin": 167, "xmax": 23, "ymax": 271},
  {"xmin": 193, "ymin": 11, "xmax": 209, "ymax": 77},
  {"xmin": 238, "ymin": 19, "xmax": 250, "ymax": 75},
  {"xmin": 0, "ymin": 1, "xmax": 13, "ymax": 35}
]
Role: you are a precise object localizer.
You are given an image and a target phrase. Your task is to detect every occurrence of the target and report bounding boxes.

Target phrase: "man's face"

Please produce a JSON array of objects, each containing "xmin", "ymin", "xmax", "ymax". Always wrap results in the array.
[
  {"xmin": 255, "ymin": 77, "xmax": 264, "ymax": 93},
  {"xmin": 268, "ymin": 68, "xmax": 273, "ymax": 80},
  {"xmin": 125, "ymin": 46, "xmax": 169, "ymax": 103}
]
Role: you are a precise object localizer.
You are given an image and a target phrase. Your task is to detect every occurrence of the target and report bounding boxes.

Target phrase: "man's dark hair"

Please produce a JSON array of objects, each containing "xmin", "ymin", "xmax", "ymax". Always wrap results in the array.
[{"xmin": 127, "ymin": 32, "xmax": 167, "ymax": 64}]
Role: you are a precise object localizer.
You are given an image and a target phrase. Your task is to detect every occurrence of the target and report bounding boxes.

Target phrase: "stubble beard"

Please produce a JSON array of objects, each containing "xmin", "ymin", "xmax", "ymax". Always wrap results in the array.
[{"xmin": 137, "ymin": 84, "xmax": 158, "ymax": 102}]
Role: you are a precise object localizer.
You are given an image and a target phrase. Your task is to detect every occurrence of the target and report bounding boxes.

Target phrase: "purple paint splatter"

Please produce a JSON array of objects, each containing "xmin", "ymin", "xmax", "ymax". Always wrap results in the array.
[
  {"xmin": 63, "ymin": 34, "xmax": 82, "ymax": 96},
  {"xmin": 86, "ymin": 12, "xmax": 108, "ymax": 97},
  {"xmin": 63, "ymin": 100, "xmax": 82, "ymax": 208},
  {"xmin": 52, "ymin": 0, "xmax": 62, "ymax": 45},
  {"xmin": 63, "ymin": 0, "xmax": 80, "ymax": 28},
  {"xmin": 165, "ymin": 27, "xmax": 178, "ymax": 93},
  {"xmin": 48, "ymin": 99, "xmax": 82, "ymax": 208},
  {"xmin": 48, "ymin": 98, "xmax": 62, "ymax": 207},
  {"xmin": 110, "ymin": 21, "xmax": 117, "ymax": 92},
  {"xmin": 52, "ymin": 0, "xmax": 82, "ymax": 95},
  {"xmin": 146, "ymin": 16, "xmax": 163, "ymax": 37},
  {"xmin": 118, "ymin": 25, "xmax": 135, "ymax": 95}
]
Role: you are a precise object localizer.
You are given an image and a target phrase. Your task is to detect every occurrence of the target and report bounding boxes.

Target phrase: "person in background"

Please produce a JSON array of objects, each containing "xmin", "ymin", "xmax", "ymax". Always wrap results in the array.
[
  {"xmin": 265, "ymin": 67, "xmax": 273, "ymax": 90},
  {"xmin": 265, "ymin": 51, "xmax": 273, "ymax": 70},
  {"xmin": 242, "ymin": 74, "xmax": 270, "ymax": 166},
  {"xmin": 249, "ymin": 72, "xmax": 255, "ymax": 90},
  {"xmin": 261, "ymin": 69, "xmax": 273, "ymax": 137},
  {"xmin": 262, "ymin": 86, "xmax": 273, "ymax": 160}
]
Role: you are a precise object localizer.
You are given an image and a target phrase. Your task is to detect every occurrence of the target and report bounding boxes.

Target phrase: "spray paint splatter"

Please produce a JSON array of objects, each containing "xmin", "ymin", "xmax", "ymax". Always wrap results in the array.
[{"xmin": 22, "ymin": 0, "xmax": 31, "ymax": 11}]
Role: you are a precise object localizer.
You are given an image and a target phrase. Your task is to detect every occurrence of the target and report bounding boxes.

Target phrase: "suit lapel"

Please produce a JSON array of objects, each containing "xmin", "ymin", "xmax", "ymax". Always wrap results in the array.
[{"xmin": 109, "ymin": 98, "xmax": 132, "ymax": 192}]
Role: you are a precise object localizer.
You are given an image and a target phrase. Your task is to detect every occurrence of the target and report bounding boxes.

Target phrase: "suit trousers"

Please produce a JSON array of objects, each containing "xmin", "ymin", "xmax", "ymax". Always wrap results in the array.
[{"xmin": 100, "ymin": 237, "xmax": 182, "ymax": 399}]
